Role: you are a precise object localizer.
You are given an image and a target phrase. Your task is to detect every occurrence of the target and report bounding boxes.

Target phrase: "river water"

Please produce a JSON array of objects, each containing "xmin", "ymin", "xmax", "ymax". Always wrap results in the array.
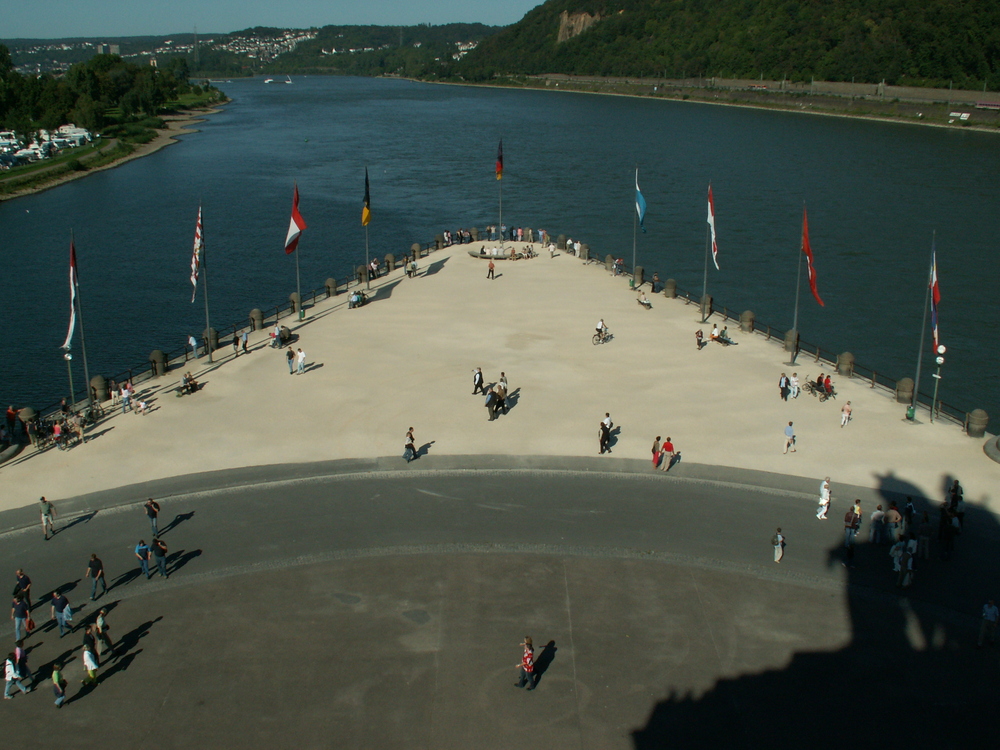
[{"xmin": 1, "ymin": 76, "xmax": 997, "ymax": 420}]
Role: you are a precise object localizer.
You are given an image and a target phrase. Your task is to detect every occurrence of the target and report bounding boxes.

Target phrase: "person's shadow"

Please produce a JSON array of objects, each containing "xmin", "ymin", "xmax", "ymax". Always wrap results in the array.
[
  {"xmin": 415, "ymin": 441, "xmax": 436, "ymax": 459},
  {"xmin": 532, "ymin": 640, "xmax": 557, "ymax": 688},
  {"xmin": 607, "ymin": 426, "xmax": 622, "ymax": 450},
  {"xmin": 55, "ymin": 511, "xmax": 98, "ymax": 536},
  {"xmin": 159, "ymin": 511, "xmax": 195, "ymax": 536},
  {"xmin": 506, "ymin": 388, "xmax": 521, "ymax": 411},
  {"xmin": 165, "ymin": 549, "xmax": 203, "ymax": 575}
]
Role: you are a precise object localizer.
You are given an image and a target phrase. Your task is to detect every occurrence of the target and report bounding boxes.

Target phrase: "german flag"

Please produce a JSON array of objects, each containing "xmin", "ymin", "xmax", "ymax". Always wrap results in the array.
[
  {"xmin": 495, "ymin": 139, "xmax": 503, "ymax": 180},
  {"xmin": 362, "ymin": 168, "xmax": 371, "ymax": 226}
]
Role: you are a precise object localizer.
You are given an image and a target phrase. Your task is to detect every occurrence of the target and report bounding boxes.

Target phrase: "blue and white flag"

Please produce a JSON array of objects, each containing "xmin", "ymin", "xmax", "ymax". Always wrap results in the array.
[{"xmin": 635, "ymin": 169, "xmax": 647, "ymax": 232}]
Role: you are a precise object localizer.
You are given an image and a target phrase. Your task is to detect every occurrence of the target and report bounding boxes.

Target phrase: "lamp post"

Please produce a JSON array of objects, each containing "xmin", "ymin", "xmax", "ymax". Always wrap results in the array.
[
  {"xmin": 930, "ymin": 345, "xmax": 946, "ymax": 423},
  {"xmin": 63, "ymin": 351, "xmax": 75, "ymax": 408}
]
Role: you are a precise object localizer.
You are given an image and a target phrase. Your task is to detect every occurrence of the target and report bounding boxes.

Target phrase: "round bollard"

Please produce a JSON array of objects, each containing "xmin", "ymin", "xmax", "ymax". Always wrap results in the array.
[
  {"xmin": 557, "ymin": 234, "xmax": 567, "ymax": 250},
  {"xmin": 471, "ymin": 227, "xmax": 479, "ymax": 241},
  {"xmin": 202, "ymin": 327, "xmax": 219, "ymax": 353},
  {"xmin": 837, "ymin": 352, "xmax": 855, "ymax": 377},
  {"xmin": 605, "ymin": 254, "xmax": 614, "ymax": 271},
  {"xmin": 896, "ymin": 377, "xmax": 914, "ymax": 404},
  {"xmin": 149, "ymin": 350, "xmax": 167, "ymax": 377},
  {"xmin": 411, "ymin": 243, "xmax": 422, "ymax": 260},
  {"xmin": 435, "ymin": 233, "xmax": 444, "ymax": 250},
  {"xmin": 634, "ymin": 266, "xmax": 645, "ymax": 288},
  {"xmin": 280, "ymin": 326, "xmax": 292, "ymax": 345},
  {"xmin": 90, "ymin": 374, "xmax": 108, "ymax": 402},
  {"xmin": 289, "ymin": 292, "xmax": 301, "ymax": 313},
  {"xmin": 700, "ymin": 294, "xmax": 713, "ymax": 320},
  {"xmin": 250, "ymin": 309, "xmax": 264, "ymax": 330},
  {"xmin": 385, "ymin": 253, "xmax": 395, "ymax": 272},
  {"xmin": 740, "ymin": 310, "xmax": 755, "ymax": 333},
  {"xmin": 783, "ymin": 328, "xmax": 799, "ymax": 354},
  {"xmin": 17, "ymin": 406, "xmax": 37, "ymax": 424},
  {"xmin": 663, "ymin": 279, "xmax": 677, "ymax": 298},
  {"xmin": 579, "ymin": 244, "xmax": 589, "ymax": 261},
  {"xmin": 325, "ymin": 279, "xmax": 337, "ymax": 297},
  {"xmin": 967, "ymin": 409, "xmax": 989, "ymax": 438}
]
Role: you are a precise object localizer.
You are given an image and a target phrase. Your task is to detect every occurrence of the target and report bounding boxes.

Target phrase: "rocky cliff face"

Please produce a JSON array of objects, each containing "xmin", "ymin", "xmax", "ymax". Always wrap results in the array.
[{"xmin": 557, "ymin": 10, "xmax": 601, "ymax": 43}]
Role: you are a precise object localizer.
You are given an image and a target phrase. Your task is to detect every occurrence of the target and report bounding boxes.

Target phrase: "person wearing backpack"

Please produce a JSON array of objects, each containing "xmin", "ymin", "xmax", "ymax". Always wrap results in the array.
[{"xmin": 772, "ymin": 528, "xmax": 785, "ymax": 563}]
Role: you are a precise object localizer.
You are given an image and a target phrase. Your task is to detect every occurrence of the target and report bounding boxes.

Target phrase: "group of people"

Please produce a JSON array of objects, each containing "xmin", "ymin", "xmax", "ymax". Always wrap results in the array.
[
  {"xmin": 650, "ymin": 435, "xmax": 679, "ymax": 470},
  {"xmin": 473, "ymin": 368, "xmax": 510, "ymax": 421},
  {"xmin": 347, "ymin": 290, "xmax": 368, "ymax": 308},
  {"xmin": 443, "ymin": 229, "xmax": 473, "ymax": 245},
  {"xmin": 284, "ymin": 347, "xmax": 307, "ymax": 375},
  {"xmin": 484, "ymin": 226, "xmax": 547, "ymax": 244}
]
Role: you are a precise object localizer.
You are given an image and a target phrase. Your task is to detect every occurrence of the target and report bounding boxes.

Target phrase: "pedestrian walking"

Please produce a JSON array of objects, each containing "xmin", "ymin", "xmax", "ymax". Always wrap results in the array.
[
  {"xmin": 869, "ymin": 505, "xmax": 885, "ymax": 544},
  {"xmin": 495, "ymin": 383, "xmax": 507, "ymax": 415},
  {"xmin": 516, "ymin": 636, "xmax": 535, "ymax": 690},
  {"xmin": 296, "ymin": 348, "xmax": 306, "ymax": 374},
  {"xmin": 14, "ymin": 640, "xmax": 31, "ymax": 690},
  {"xmin": 978, "ymin": 600, "xmax": 999, "ymax": 647},
  {"xmin": 840, "ymin": 401, "xmax": 853, "ymax": 427},
  {"xmin": 404, "ymin": 427, "xmax": 417, "ymax": 463},
  {"xmin": 232, "ymin": 333, "xmax": 239, "ymax": 355},
  {"xmin": 487, "ymin": 259, "xmax": 495, "ymax": 280},
  {"xmin": 50, "ymin": 592, "xmax": 72, "ymax": 637},
  {"xmin": 50, "ymin": 662, "xmax": 67, "ymax": 708},
  {"xmin": 651, "ymin": 436, "xmax": 661, "ymax": 468},
  {"xmin": 816, "ymin": 478, "xmax": 831, "ymax": 520},
  {"xmin": 14, "ymin": 568, "xmax": 31, "ymax": 609},
  {"xmin": 472, "ymin": 367, "xmax": 484, "ymax": 395},
  {"xmin": 772, "ymin": 528, "xmax": 785, "ymax": 563},
  {"xmin": 286, "ymin": 348, "xmax": 295, "ymax": 375},
  {"xmin": 485, "ymin": 388, "xmax": 497, "ymax": 421},
  {"xmin": 81, "ymin": 643, "xmax": 98, "ymax": 686},
  {"xmin": 135, "ymin": 539, "xmax": 151, "ymax": 579},
  {"xmin": 40, "ymin": 496, "xmax": 56, "ymax": 540},
  {"xmin": 499, "ymin": 372, "xmax": 508, "ymax": 393},
  {"xmin": 144, "ymin": 498, "xmax": 160, "ymax": 537},
  {"xmin": 779, "ymin": 373, "xmax": 790, "ymax": 401},
  {"xmin": 789, "ymin": 372, "xmax": 800, "ymax": 398},
  {"xmin": 151, "ymin": 537, "xmax": 168, "ymax": 578},
  {"xmin": 241, "ymin": 331, "xmax": 249, "ymax": 354},
  {"xmin": 599, "ymin": 421, "xmax": 610, "ymax": 454},
  {"xmin": 4, "ymin": 652, "xmax": 29, "ymax": 699},
  {"xmin": 783, "ymin": 421, "xmax": 796, "ymax": 453},
  {"xmin": 10, "ymin": 594, "xmax": 30, "ymax": 641},
  {"xmin": 659, "ymin": 437, "xmax": 677, "ymax": 471},
  {"xmin": 844, "ymin": 501, "xmax": 862, "ymax": 549},
  {"xmin": 82, "ymin": 624, "xmax": 99, "ymax": 666},
  {"xmin": 121, "ymin": 384, "xmax": 132, "ymax": 414},
  {"xmin": 95, "ymin": 608, "xmax": 113, "ymax": 656},
  {"xmin": 85, "ymin": 554, "xmax": 107, "ymax": 600}
]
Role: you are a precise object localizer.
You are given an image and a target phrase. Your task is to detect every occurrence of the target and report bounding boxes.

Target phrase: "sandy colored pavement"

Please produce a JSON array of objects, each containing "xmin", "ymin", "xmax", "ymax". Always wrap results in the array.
[{"xmin": 2, "ymin": 241, "xmax": 997, "ymax": 513}]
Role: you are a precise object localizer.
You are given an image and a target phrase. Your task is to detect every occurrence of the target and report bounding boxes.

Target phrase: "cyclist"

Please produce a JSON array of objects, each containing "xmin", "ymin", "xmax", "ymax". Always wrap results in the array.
[{"xmin": 596, "ymin": 318, "xmax": 607, "ymax": 343}]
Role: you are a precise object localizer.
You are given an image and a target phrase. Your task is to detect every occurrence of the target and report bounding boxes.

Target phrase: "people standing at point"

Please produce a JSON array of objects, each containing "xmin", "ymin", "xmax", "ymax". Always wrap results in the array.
[
  {"xmin": 86, "ymin": 554, "xmax": 107, "ymax": 600},
  {"xmin": 659, "ymin": 437, "xmax": 676, "ymax": 471},
  {"xmin": 651, "ymin": 436, "xmax": 661, "ymax": 468},
  {"xmin": 188, "ymin": 335, "xmax": 199, "ymax": 358},
  {"xmin": 144, "ymin": 498, "xmax": 160, "ymax": 537},
  {"xmin": 270, "ymin": 323, "xmax": 281, "ymax": 348},
  {"xmin": 40, "ymin": 496, "xmax": 56, "ymax": 540},
  {"xmin": 783, "ymin": 422, "xmax": 796, "ymax": 453},
  {"xmin": 779, "ymin": 373, "xmax": 790, "ymax": 401},
  {"xmin": 472, "ymin": 367, "xmax": 484, "ymax": 395},
  {"xmin": 978, "ymin": 600, "xmax": 999, "ymax": 647},
  {"xmin": 772, "ymin": 528, "xmax": 785, "ymax": 563},
  {"xmin": 121, "ymin": 383, "xmax": 132, "ymax": 414},
  {"xmin": 241, "ymin": 331, "xmax": 249, "ymax": 355},
  {"xmin": 841, "ymin": 401, "xmax": 853, "ymax": 427},
  {"xmin": 404, "ymin": 427, "xmax": 417, "ymax": 463},
  {"xmin": 14, "ymin": 568, "xmax": 31, "ymax": 609},
  {"xmin": 817, "ymin": 478, "xmax": 831, "ymax": 520},
  {"xmin": 599, "ymin": 421, "xmax": 611, "ymax": 455},
  {"xmin": 516, "ymin": 636, "xmax": 535, "ymax": 690},
  {"xmin": 695, "ymin": 329, "xmax": 704, "ymax": 350},
  {"xmin": 296, "ymin": 348, "xmax": 306, "ymax": 374},
  {"xmin": 487, "ymin": 259, "xmax": 495, "ymax": 280},
  {"xmin": 869, "ymin": 505, "xmax": 885, "ymax": 544},
  {"xmin": 135, "ymin": 539, "xmax": 151, "ymax": 580},
  {"xmin": 4, "ymin": 652, "xmax": 29, "ymax": 699}
]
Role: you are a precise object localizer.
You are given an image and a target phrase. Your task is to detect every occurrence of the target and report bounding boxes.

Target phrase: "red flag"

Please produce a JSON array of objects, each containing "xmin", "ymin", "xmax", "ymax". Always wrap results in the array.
[
  {"xmin": 495, "ymin": 139, "xmax": 503, "ymax": 180},
  {"xmin": 190, "ymin": 206, "xmax": 204, "ymax": 303},
  {"xmin": 284, "ymin": 183, "xmax": 307, "ymax": 255},
  {"xmin": 801, "ymin": 208, "xmax": 824, "ymax": 307},
  {"xmin": 60, "ymin": 239, "xmax": 79, "ymax": 350},
  {"xmin": 930, "ymin": 250, "xmax": 941, "ymax": 350}
]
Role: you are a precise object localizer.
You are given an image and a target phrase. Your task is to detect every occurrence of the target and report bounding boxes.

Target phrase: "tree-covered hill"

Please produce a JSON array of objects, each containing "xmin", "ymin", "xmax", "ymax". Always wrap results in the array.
[{"xmin": 455, "ymin": 0, "xmax": 1000, "ymax": 88}]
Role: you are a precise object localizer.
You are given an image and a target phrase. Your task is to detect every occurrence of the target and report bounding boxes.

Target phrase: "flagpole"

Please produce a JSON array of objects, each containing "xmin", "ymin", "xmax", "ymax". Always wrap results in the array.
[
  {"xmin": 64, "ymin": 350, "xmax": 75, "ymax": 408},
  {"xmin": 790, "ymin": 230, "xmax": 803, "ymax": 365},
  {"xmin": 365, "ymin": 225, "xmax": 370, "ymax": 292},
  {"xmin": 71, "ymin": 232, "xmax": 94, "ymax": 415},
  {"xmin": 498, "ymin": 169, "xmax": 503, "ymax": 250},
  {"xmin": 202, "ymin": 208, "xmax": 213, "ymax": 363},
  {"xmin": 701, "ymin": 222, "xmax": 710, "ymax": 323},
  {"xmin": 911, "ymin": 233, "xmax": 934, "ymax": 418}
]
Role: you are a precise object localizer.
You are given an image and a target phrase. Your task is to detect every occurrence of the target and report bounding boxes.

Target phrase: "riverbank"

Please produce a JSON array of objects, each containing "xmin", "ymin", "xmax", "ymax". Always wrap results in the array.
[
  {"xmin": 1, "ymin": 240, "xmax": 996, "ymax": 516},
  {"xmin": 0, "ymin": 105, "xmax": 224, "ymax": 202}
]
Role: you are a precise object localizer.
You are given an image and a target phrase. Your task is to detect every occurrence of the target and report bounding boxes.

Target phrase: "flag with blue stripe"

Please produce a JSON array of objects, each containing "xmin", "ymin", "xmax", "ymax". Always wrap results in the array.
[{"xmin": 635, "ymin": 170, "xmax": 647, "ymax": 232}]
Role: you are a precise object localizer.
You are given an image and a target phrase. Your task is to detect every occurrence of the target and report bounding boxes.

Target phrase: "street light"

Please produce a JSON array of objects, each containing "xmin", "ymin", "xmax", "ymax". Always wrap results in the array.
[
  {"xmin": 930, "ymin": 344, "xmax": 946, "ymax": 423},
  {"xmin": 63, "ymin": 350, "xmax": 75, "ymax": 409}
]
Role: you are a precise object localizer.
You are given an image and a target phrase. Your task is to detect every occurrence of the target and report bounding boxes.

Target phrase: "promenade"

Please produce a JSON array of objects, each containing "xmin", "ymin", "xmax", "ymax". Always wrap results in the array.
[{"xmin": 2, "ymin": 240, "xmax": 996, "ymax": 514}]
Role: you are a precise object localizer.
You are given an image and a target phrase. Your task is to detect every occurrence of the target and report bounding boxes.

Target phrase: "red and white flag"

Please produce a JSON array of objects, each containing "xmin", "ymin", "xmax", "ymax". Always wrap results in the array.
[
  {"xmin": 190, "ymin": 206, "xmax": 204, "ymax": 303},
  {"xmin": 60, "ymin": 239, "xmax": 80, "ymax": 350},
  {"xmin": 930, "ymin": 249, "xmax": 941, "ymax": 351},
  {"xmin": 801, "ymin": 208, "xmax": 824, "ymax": 307},
  {"xmin": 707, "ymin": 184, "xmax": 719, "ymax": 270},
  {"xmin": 284, "ymin": 183, "xmax": 307, "ymax": 255}
]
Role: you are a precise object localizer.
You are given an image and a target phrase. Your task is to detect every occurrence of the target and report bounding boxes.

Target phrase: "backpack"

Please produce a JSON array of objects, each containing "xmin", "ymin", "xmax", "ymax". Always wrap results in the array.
[{"xmin": 771, "ymin": 534, "xmax": 780, "ymax": 546}]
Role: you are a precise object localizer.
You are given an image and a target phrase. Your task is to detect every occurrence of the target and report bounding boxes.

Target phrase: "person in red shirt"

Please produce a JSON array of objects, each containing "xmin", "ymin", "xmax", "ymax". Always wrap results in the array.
[{"xmin": 516, "ymin": 636, "xmax": 535, "ymax": 690}]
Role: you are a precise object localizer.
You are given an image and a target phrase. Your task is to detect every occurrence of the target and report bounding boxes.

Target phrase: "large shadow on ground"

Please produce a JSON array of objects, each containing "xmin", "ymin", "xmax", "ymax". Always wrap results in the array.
[{"xmin": 631, "ymin": 479, "xmax": 1000, "ymax": 748}]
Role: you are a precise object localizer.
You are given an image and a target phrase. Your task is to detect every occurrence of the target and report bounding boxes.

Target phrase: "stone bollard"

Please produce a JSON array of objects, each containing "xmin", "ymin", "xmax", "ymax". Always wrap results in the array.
[
  {"xmin": 250, "ymin": 309, "xmax": 264, "ymax": 331},
  {"xmin": 634, "ymin": 266, "xmax": 645, "ymax": 288},
  {"xmin": 411, "ymin": 243, "xmax": 422, "ymax": 259},
  {"xmin": 740, "ymin": 311, "xmax": 755, "ymax": 333},
  {"xmin": 325, "ymin": 279, "xmax": 337, "ymax": 298},
  {"xmin": 149, "ymin": 350, "xmax": 167, "ymax": 377},
  {"xmin": 837, "ymin": 352, "xmax": 855, "ymax": 377},
  {"xmin": 471, "ymin": 227, "xmax": 479, "ymax": 241},
  {"xmin": 203, "ymin": 327, "xmax": 218, "ymax": 353},
  {"xmin": 783, "ymin": 328, "xmax": 799, "ymax": 354},
  {"xmin": 385, "ymin": 253, "xmax": 395, "ymax": 272},
  {"xmin": 896, "ymin": 377, "xmax": 914, "ymax": 404},
  {"xmin": 435, "ymin": 234, "xmax": 444, "ymax": 250},
  {"xmin": 700, "ymin": 294, "xmax": 713, "ymax": 320},
  {"xmin": 17, "ymin": 406, "xmax": 36, "ymax": 425},
  {"xmin": 280, "ymin": 326, "xmax": 292, "ymax": 345},
  {"xmin": 90, "ymin": 374, "xmax": 108, "ymax": 402},
  {"xmin": 663, "ymin": 279, "xmax": 677, "ymax": 298},
  {"xmin": 967, "ymin": 409, "xmax": 989, "ymax": 438},
  {"xmin": 557, "ymin": 234, "xmax": 567, "ymax": 250},
  {"xmin": 289, "ymin": 292, "xmax": 301, "ymax": 313},
  {"xmin": 605, "ymin": 254, "xmax": 614, "ymax": 271},
  {"xmin": 356, "ymin": 265, "xmax": 368, "ymax": 284},
  {"xmin": 579, "ymin": 243, "xmax": 589, "ymax": 260}
]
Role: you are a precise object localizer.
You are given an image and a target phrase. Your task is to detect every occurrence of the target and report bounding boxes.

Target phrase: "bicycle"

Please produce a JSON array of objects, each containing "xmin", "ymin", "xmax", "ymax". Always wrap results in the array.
[{"xmin": 592, "ymin": 328, "xmax": 613, "ymax": 345}]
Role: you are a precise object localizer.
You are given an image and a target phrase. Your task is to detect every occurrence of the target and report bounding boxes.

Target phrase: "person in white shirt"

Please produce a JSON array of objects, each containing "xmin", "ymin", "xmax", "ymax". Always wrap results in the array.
[
  {"xmin": 789, "ymin": 372, "xmax": 800, "ymax": 398},
  {"xmin": 816, "ymin": 478, "xmax": 831, "ymax": 519},
  {"xmin": 296, "ymin": 348, "xmax": 306, "ymax": 374}
]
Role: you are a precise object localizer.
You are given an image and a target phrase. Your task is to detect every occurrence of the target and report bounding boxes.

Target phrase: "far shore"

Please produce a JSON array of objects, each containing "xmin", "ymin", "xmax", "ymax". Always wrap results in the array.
[{"xmin": 0, "ymin": 105, "xmax": 225, "ymax": 203}]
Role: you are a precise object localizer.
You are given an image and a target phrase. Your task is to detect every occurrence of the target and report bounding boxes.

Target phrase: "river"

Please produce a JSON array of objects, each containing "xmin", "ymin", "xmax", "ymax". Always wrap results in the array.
[{"xmin": 1, "ymin": 76, "xmax": 997, "ymax": 421}]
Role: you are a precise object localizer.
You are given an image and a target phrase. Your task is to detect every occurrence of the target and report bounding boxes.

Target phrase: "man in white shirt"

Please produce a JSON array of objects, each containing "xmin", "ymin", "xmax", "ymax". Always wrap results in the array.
[{"xmin": 296, "ymin": 348, "xmax": 306, "ymax": 374}]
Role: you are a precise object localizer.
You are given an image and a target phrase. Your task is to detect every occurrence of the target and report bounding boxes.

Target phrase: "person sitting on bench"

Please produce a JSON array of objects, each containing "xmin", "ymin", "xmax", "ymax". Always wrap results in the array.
[{"xmin": 637, "ymin": 292, "xmax": 652, "ymax": 309}]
